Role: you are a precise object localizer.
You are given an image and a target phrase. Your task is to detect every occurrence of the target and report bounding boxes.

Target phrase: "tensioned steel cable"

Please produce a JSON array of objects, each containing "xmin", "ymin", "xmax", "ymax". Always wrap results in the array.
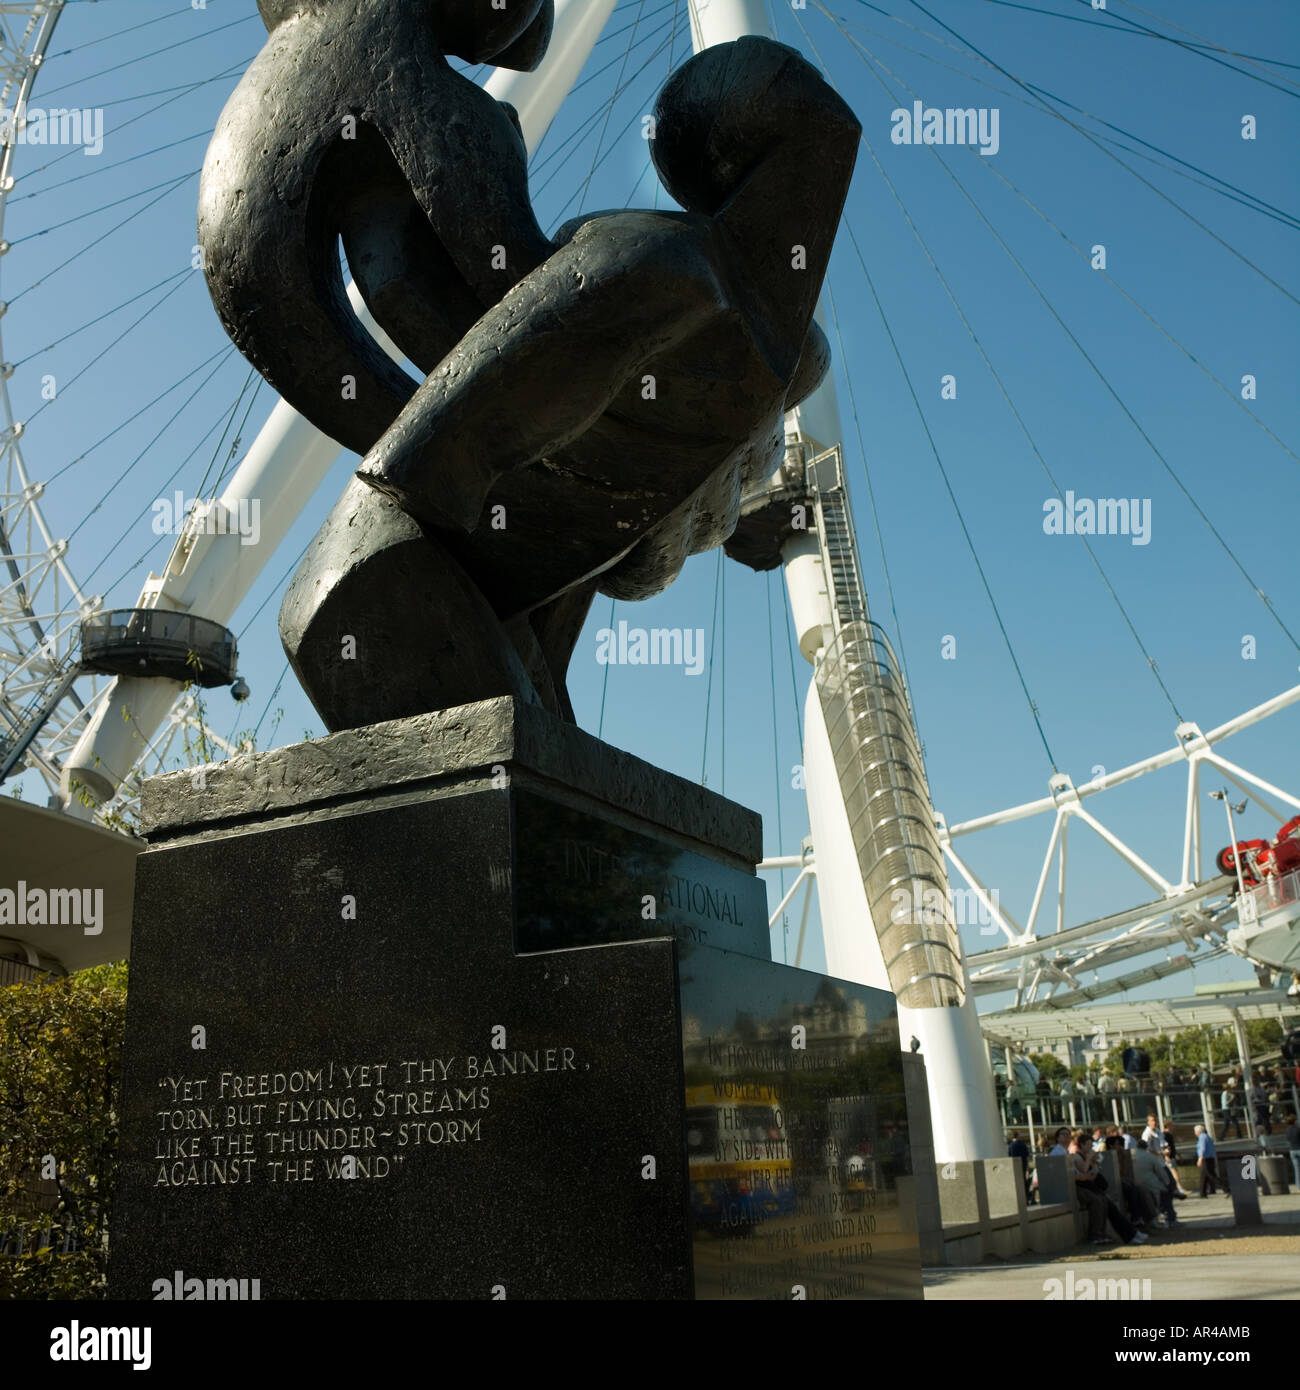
[
  {"xmin": 820, "ymin": 9, "xmax": 1300, "ymax": 656},
  {"xmin": 84, "ymin": 388, "xmax": 250, "ymax": 590},
  {"xmin": 208, "ymin": 377, "xmax": 264, "ymax": 498},
  {"xmin": 10, "ymin": 169, "xmax": 202, "ymax": 242},
  {"xmin": 191, "ymin": 366, "xmax": 258, "ymax": 503},
  {"xmin": 48, "ymin": 342, "xmax": 231, "ymax": 483},
  {"xmin": 1062, "ymin": 0, "xmax": 1300, "ymax": 96},
  {"xmin": 66, "ymin": 347, "xmax": 237, "ymax": 542},
  {"xmin": 613, "ymin": 5, "xmax": 692, "ymax": 209},
  {"xmin": 654, "ymin": 0, "xmax": 683, "ymax": 210},
  {"xmin": 527, "ymin": 3, "xmax": 679, "ymax": 180},
  {"xmin": 781, "ymin": 586, "xmax": 804, "ymax": 763},
  {"xmin": 578, "ymin": 0, "xmax": 648, "ymax": 211},
  {"xmin": 193, "ymin": 365, "xmax": 257, "ymax": 499},
  {"xmin": 47, "ymin": 5, "xmax": 196, "ymax": 61},
  {"xmin": 1008, "ymin": 77, "xmax": 1300, "ymax": 233},
  {"xmin": 824, "ymin": 9, "xmax": 1297, "ymax": 698},
  {"xmin": 532, "ymin": 20, "xmax": 682, "ymax": 202},
  {"xmin": 251, "ymin": 659, "xmax": 292, "ymax": 746},
  {"xmin": 9, "ymin": 169, "xmax": 194, "ymax": 301},
  {"xmin": 829, "ymin": 4, "xmax": 1300, "ymax": 232},
  {"xmin": 24, "ymin": 271, "xmax": 194, "ymax": 426},
  {"xmin": 20, "ymin": 62, "xmax": 249, "ymax": 184},
  {"xmin": 766, "ymin": 569, "xmax": 789, "ymax": 908},
  {"xmin": 235, "ymin": 539, "xmax": 317, "ymax": 642},
  {"xmin": 791, "ymin": 5, "xmax": 1060, "ymax": 770},
  {"xmin": 545, "ymin": 29, "xmax": 686, "ymax": 222},
  {"xmin": 13, "ymin": 267, "xmax": 188, "ymax": 365},
  {"xmin": 1112, "ymin": 0, "xmax": 1300, "ymax": 80},
  {"xmin": 12, "ymin": 130, "xmax": 208, "ymax": 203},
  {"xmin": 37, "ymin": 13, "xmax": 259, "ymax": 100},
  {"xmin": 902, "ymin": 0, "xmax": 1300, "ymax": 308},
  {"xmin": 597, "ymin": 594, "xmax": 616, "ymax": 738},
  {"xmin": 987, "ymin": 0, "xmax": 1300, "ymax": 86}
]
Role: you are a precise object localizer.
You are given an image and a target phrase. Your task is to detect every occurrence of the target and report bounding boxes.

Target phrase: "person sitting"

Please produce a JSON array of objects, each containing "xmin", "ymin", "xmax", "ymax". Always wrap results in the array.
[
  {"xmin": 1071, "ymin": 1133, "xmax": 1148, "ymax": 1247},
  {"xmin": 1133, "ymin": 1139, "xmax": 1179, "ymax": 1227}
]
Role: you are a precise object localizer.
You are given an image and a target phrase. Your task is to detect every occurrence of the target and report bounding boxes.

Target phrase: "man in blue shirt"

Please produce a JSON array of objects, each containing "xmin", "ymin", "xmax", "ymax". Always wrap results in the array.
[{"xmin": 1194, "ymin": 1124, "xmax": 1221, "ymax": 1196}]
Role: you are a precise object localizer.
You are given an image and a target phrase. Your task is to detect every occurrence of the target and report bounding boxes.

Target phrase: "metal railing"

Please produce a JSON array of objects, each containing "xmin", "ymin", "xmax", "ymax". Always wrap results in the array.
[
  {"xmin": 1238, "ymin": 867, "xmax": 1300, "ymax": 924},
  {"xmin": 78, "ymin": 607, "xmax": 238, "ymax": 688}
]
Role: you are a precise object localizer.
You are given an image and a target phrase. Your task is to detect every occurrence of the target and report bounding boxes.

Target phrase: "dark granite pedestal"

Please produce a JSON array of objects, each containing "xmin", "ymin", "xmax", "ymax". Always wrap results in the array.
[{"xmin": 109, "ymin": 699, "xmax": 922, "ymax": 1300}]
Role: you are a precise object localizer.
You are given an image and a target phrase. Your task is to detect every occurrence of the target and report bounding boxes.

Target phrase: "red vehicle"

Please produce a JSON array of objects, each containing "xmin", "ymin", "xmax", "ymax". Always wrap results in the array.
[{"xmin": 1217, "ymin": 815, "xmax": 1300, "ymax": 892}]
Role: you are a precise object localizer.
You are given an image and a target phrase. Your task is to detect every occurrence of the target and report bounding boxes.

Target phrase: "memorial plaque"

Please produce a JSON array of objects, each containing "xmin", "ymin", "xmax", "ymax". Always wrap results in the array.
[{"xmin": 514, "ymin": 789, "xmax": 769, "ymax": 959}]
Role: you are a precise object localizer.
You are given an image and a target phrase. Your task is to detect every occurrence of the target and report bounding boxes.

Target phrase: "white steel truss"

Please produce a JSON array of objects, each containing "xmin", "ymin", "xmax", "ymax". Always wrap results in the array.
[{"xmin": 945, "ymin": 687, "xmax": 1300, "ymax": 1007}]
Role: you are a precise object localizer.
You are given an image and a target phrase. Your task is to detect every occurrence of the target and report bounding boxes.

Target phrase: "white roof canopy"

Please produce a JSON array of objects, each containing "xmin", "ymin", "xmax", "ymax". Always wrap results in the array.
[{"xmin": 980, "ymin": 987, "xmax": 1298, "ymax": 1049}]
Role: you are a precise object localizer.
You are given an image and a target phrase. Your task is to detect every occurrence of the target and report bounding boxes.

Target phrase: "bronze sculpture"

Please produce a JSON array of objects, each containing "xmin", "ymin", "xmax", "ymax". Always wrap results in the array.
[{"xmin": 197, "ymin": 0, "xmax": 859, "ymax": 729}]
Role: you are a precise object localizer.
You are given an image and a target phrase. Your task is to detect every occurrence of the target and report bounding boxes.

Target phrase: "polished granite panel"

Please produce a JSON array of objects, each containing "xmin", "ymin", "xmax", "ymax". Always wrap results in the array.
[
  {"xmin": 514, "ymin": 788, "xmax": 769, "ymax": 959},
  {"xmin": 677, "ymin": 945, "xmax": 922, "ymax": 1300}
]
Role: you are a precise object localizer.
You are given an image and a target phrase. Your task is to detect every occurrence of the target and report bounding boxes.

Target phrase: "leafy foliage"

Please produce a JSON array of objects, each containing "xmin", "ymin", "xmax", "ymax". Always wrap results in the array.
[
  {"xmin": 1103, "ymin": 1020, "xmax": 1284, "ymax": 1076},
  {"xmin": 1028, "ymin": 1051, "xmax": 1068, "ymax": 1083},
  {"xmin": 0, "ymin": 963, "xmax": 126, "ymax": 1299}
]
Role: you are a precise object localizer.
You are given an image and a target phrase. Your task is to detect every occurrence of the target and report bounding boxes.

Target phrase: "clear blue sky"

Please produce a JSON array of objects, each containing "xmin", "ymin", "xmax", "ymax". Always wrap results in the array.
[{"xmin": 8, "ymin": 0, "xmax": 1299, "ymax": 1008}]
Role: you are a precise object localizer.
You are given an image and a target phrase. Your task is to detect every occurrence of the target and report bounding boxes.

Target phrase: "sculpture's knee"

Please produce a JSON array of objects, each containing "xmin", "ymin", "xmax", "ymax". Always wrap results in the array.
[{"xmin": 280, "ymin": 478, "xmax": 543, "ymax": 731}]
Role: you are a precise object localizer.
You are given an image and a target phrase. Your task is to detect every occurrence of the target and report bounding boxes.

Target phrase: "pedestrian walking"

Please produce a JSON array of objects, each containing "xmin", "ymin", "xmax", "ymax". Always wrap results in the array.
[{"xmin": 1194, "ymin": 1124, "xmax": 1221, "ymax": 1196}]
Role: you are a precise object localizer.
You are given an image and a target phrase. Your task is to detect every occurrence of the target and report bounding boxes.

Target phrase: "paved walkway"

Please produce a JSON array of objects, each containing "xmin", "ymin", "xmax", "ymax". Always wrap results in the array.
[
  {"xmin": 924, "ymin": 1189, "xmax": 1300, "ymax": 1300},
  {"xmin": 924, "ymin": 1252, "xmax": 1300, "ymax": 1301}
]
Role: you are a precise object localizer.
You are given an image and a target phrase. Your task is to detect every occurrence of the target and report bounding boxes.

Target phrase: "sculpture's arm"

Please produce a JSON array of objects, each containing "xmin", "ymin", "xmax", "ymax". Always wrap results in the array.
[{"xmin": 356, "ymin": 214, "xmax": 729, "ymax": 533}]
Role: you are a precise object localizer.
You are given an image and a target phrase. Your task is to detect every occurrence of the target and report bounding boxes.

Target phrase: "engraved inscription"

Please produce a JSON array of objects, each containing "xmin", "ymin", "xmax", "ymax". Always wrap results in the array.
[{"xmin": 147, "ymin": 1047, "xmax": 580, "ymax": 1188}]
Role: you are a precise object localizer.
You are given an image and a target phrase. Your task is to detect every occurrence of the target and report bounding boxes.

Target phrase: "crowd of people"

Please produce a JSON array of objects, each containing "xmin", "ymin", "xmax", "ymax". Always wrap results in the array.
[
  {"xmin": 1003, "ymin": 1110, "xmax": 1254, "ymax": 1246},
  {"xmin": 999, "ymin": 1059, "xmax": 1300, "ymax": 1134},
  {"xmin": 1212, "ymin": 1066, "xmax": 1297, "ymax": 1137}
]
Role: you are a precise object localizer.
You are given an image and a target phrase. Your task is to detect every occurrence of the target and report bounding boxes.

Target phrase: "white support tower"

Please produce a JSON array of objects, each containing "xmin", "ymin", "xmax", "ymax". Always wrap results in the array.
[{"xmin": 687, "ymin": 0, "xmax": 1003, "ymax": 1161}]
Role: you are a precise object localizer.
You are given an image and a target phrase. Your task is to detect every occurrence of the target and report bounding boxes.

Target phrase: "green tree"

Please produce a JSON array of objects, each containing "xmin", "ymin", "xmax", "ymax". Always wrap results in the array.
[
  {"xmin": 0, "ymin": 963, "xmax": 126, "ymax": 1299},
  {"xmin": 1028, "ymin": 1052, "xmax": 1068, "ymax": 1084}
]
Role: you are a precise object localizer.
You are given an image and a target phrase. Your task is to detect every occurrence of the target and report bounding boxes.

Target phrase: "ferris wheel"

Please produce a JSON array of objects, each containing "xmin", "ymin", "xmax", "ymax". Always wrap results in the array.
[{"xmin": 1, "ymin": 0, "xmax": 1297, "ymax": 1159}]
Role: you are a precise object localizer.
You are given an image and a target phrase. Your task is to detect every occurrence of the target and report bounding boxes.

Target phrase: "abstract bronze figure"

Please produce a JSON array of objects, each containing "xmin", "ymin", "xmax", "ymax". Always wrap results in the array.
[{"xmin": 197, "ymin": 1, "xmax": 859, "ymax": 730}]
